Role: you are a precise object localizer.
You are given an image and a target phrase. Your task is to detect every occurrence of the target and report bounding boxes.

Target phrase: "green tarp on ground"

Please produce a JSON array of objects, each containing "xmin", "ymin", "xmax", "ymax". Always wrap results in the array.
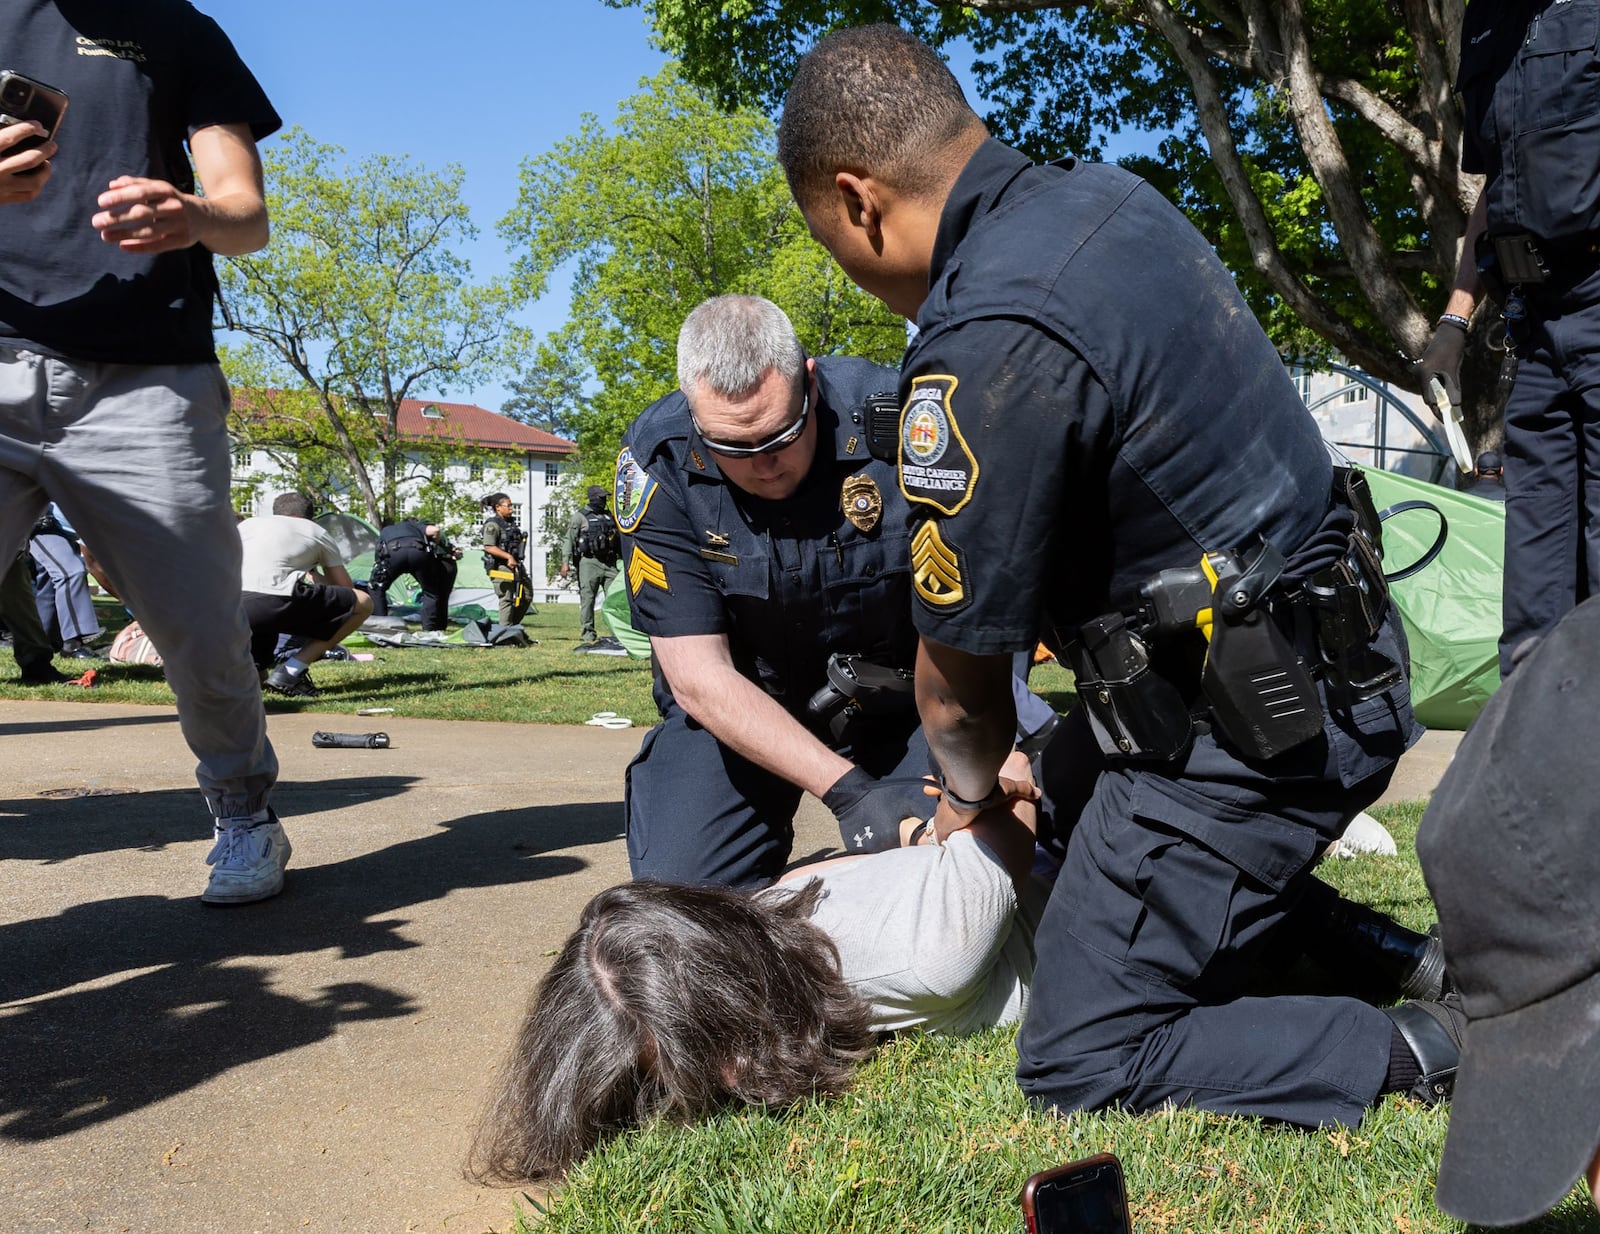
[
  {"xmin": 1360, "ymin": 465, "xmax": 1503, "ymax": 730},
  {"xmin": 601, "ymin": 571, "xmax": 652, "ymax": 659}
]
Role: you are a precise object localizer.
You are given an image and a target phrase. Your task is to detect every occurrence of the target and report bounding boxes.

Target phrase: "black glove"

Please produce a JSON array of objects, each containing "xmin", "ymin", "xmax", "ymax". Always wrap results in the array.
[
  {"xmin": 1417, "ymin": 318, "xmax": 1468, "ymax": 420},
  {"xmin": 822, "ymin": 767, "xmax": 931, "ymax": 853}
]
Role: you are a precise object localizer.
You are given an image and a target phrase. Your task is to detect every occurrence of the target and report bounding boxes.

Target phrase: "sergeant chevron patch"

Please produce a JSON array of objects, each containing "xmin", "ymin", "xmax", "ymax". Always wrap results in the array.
[
  {"xmin": 911, "ymin": 521, "xmax": 966, "ymax": 609},
  {"xmin": 627, "ymin": 546, "xmax": 669, "ymax": 595}
]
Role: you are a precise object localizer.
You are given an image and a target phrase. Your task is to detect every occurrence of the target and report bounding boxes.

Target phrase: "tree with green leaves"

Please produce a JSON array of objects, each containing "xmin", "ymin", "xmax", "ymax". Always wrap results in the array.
[
  {"xmin": 610, "ymin": 1, "xmax": 1502, "ymax": 449},
  {"xmin": 220, "ymin": 127, "xmax": 525, "ymax": 524},
  {"xmin": 498, "ymin": 63, "xmax": 907, "ymax": 495}
]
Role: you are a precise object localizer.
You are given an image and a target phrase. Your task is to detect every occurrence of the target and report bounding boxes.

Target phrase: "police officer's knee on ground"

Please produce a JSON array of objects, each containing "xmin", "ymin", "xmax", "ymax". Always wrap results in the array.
[
  {"xmin": 618, "ymin": 294, "xmax": 935, "ymax": 888},
  {"xmin": 781, "ymin": 24, "xmax": 1460, "ymax": 1132}
]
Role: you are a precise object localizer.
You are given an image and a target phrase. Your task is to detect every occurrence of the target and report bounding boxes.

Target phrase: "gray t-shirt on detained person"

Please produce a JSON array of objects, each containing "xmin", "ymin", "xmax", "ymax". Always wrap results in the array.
[{"xmin": 760, "ymin": 831, "xmax": 1044, "ymax": 1036}]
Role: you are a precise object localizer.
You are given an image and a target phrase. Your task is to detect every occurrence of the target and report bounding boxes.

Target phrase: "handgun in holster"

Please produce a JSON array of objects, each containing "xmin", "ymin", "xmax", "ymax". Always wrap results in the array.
[
  {"xmin": 805, "ymin": 652, "xmax": 915, "ymax": 744},
  {"xmin": 1135, "ymin": 540, "xmax": 1324, "ymax": 761}
]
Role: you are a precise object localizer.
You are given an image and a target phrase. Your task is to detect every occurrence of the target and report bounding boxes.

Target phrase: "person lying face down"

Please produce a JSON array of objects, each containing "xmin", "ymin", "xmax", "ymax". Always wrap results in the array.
[{"xmin": 467, "ymin": 753, "xmax": 1043, "ymax": 1186}]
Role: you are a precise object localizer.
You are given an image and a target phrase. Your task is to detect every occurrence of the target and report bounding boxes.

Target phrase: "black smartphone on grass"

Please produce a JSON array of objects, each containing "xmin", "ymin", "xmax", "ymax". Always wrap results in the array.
[{"xmin": 1021, "ymin": 1153, "xmax": 1132, "ymax": 1234}]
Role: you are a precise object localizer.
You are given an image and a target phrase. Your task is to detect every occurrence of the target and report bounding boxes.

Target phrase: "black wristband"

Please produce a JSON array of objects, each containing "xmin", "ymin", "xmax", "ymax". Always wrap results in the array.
[{"xmin": 938, "ymin": 775, "xmax": 1006, "ymax": 814}]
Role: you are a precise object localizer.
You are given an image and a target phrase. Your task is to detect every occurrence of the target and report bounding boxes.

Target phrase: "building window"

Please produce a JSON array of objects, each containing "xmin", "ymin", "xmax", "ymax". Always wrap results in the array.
[
  {"xmin": 1341, "ymin": 384, "xmax": 1369, "ymax": 404},
  {"xmin": 421, "ymin": 404, "xmax": 443, "ymax": 419},
  {"xmin": 469, "ymin": 459, "xmax": 484, "ymax": 481},
  {"xmin": 233, "ymin": 445, "xmax": 251, "ymax": 469},
  {"xmin": 510, "ymin": 502, "xmax": 525, "ymax": 526},
  {"xmin": 430, "ymin": 461, "xmax": 444, "ymax": 480},
  {"xmin": 1290, "ymin": 369, "xmax": 1312, "ymax": 404},
  {"xmin": 544, "ymin": 462, "xmax": 560, "ymax": 485}
]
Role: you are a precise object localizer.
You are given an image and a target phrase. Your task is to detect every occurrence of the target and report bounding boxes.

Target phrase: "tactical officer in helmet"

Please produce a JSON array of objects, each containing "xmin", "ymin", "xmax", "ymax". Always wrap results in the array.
[
  {"xmin": 617, "ymin": 295, "xmax": 934, "ymax": 888},
  {"xmin": 782, "ymin": 25, "xmax": 1452, "ymax": 1133}
]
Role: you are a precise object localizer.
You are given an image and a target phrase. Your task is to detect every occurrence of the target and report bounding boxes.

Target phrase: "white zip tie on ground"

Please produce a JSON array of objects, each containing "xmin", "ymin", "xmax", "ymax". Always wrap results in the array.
[{"xmin": 584, "ymin": 711, "xmax": 633, "ymax": 729}]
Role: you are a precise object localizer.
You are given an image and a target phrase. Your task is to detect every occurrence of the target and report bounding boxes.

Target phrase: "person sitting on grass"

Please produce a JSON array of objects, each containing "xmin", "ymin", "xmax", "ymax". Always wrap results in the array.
[
  {"xmin": 238, "ymin": 492, "xmax": 372, "ymax": 698},
  {"xmin": 468, "ymin": 752, "xmax": 1046, "ymax": 1186}
]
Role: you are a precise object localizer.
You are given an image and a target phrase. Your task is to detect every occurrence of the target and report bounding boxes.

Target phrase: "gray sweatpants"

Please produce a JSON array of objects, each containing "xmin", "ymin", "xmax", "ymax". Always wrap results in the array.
[{"xmin": 0, "ymin": 345, "xmax": 277, "ymax": 819}]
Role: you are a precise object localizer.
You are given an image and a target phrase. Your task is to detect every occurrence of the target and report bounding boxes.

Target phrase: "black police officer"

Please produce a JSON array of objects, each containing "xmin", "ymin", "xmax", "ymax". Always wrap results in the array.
[
  {"xmin": 1419, "ymin": 1, "xmax": 1600, "ymax": 676},
  {"xmin": 368, "ymin": 517, "xmax": 459, "ymax": 631},
  {"xmin": 618, "ymin": 295, "xmax": 932, "ymax": 888},
  {"xmin": 780, "ymin": 26, "xmax": 1452, "ymax": 1129}
]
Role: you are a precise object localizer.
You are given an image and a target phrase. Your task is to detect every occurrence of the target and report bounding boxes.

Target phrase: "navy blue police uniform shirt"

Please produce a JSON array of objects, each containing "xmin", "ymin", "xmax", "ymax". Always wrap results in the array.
[
  {"xmin": 897, "ymin": 140, "xmax": 1334, "ymax": 657},
  {"xmin": 1458, "ymin": 0, "xmax": 1600, "ymax": 242},
  {"xmin": 615, "ymin": 356, "xmax": 915, "ymax": 716},
  {"xmin": 0, "ymin": 0, "xmax": 282, "ymax": 365}
]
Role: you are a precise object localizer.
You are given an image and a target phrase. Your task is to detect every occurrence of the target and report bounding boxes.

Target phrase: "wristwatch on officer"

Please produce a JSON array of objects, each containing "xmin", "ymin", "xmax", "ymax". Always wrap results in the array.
[{"xmin": 937, "ymin": 774, "xmax": 1007, "ymax": 815}]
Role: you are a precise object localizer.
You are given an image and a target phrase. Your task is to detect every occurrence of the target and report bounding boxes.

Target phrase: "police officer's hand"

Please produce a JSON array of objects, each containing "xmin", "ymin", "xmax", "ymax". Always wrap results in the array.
[
  {"xmin": 822, "ymin": 767, "xmax": 935, "ymax": 854},
  {"xmin": 1417, "ymin": 318, "xmax": 1468, "ymax": 420},
  {"xmin": 930, "ymin": 772, "xmax": 1039, "ymax": 843},
  {"xmin": 559, "ymin": 562, "xmax": 571, "ymax": 580}
]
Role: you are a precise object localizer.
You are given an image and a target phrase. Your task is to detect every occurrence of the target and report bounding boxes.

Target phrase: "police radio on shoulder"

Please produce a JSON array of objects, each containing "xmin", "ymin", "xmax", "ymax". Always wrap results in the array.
[{"xmin": 938, "ymin": 775, "xmax": 1006, "ymax": 814}]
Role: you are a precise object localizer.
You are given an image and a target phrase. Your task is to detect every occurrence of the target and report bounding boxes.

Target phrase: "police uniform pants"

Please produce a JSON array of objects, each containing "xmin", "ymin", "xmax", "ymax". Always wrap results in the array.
[
  {"xmin": 1018, "ymin": 618, "xmax": 1416, "ymax": 1128},
  {"xmin": 624, "ymin": 698, "xmax": 931, "ymax": 888},
  {"xmin": 577, "ymin": 556, "xmax": 618, "ymax": 640},
  {"xmin": 0, "ymin": 347, "xmax": 278, "ymax": 819},
  {"xmin": 1499, "ymin": 266, "xmax": 1600, "ymax": 676},
  {"xmin": 368, "ymin": 544, "xmax": 456, "ymax": 630},
  {"xmin": 29, "ymin": 532, "xmax": 100, "ymax": 642}
]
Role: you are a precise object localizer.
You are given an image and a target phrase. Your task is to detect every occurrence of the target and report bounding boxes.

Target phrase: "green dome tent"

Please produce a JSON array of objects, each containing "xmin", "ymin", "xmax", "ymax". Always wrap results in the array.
[{"xmin": 1360, "ymin": 465, "xmax": 1503, "ymax": 730}]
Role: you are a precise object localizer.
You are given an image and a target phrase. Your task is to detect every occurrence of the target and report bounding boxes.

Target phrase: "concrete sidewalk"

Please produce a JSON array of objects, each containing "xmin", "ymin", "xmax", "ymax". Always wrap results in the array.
[{"xmin": 0, "ymin": 701, "xmax": 1459, "ymax": 1234}]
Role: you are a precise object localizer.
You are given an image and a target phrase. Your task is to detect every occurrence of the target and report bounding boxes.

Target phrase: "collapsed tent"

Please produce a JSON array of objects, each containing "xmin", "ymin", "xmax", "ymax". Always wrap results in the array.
[
  {"xmin": 600, "ymin": 571, "xmax": 651, "ymax": 659},
  {"xmin": 1360, "ymin": 465, "xmax": 1503, "ymax": 730},
  {"xmin": 315, "ymin": 509, "xmax": 498, "ymax": 621}
]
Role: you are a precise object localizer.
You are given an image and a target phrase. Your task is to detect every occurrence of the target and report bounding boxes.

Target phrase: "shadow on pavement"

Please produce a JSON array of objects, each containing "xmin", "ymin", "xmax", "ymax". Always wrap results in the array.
[
  {"xmin": 0, "ymin": 777, "xmax": 423, "ymax": 862},
  {"xmin": 0, "ymin": 709, "xmax": 179, "ymax": 738},
  {"xmin": 0, "ymin": 796, "xmax": 623, "ymax": 1140}
]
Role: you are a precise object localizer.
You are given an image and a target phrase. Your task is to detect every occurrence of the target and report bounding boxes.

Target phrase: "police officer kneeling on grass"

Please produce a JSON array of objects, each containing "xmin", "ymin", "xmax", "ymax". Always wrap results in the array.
[
  {"xmin": 368, "ymin": 516, "xmax": 461, "ymax": 636},
  {"xmin": 480, "ymin": 492, "xmax": 532, "ymax": 627},
  {"xmin": 781, "ymin": 25, "xmax": 1461, "ymax": 1130},
  {"xmin": 618, "ymin": 294, "xmax": 933, "ymax": 888}
]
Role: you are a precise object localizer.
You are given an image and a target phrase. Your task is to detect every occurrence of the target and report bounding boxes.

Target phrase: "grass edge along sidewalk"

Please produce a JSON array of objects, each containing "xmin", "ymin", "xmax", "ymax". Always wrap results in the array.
[{"xmin": 512, "ymin": 804, "xmax": 1597, "ymax": 1234}]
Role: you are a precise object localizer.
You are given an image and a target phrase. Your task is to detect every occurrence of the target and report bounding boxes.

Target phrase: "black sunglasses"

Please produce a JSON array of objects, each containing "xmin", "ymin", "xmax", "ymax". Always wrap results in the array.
[{"xmin": 692, "ymin": 382, "xmax": 812, "ymax": 459}]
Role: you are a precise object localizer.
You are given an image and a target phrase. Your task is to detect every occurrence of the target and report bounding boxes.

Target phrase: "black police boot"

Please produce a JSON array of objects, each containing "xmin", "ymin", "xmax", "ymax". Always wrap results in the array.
[
  {"xmin": 1383, "ymin": 995, "xmax": 1466, "ymax": 1105},
  {"xmin": 1301, "ymin": 892, "xmax": 1452, "ymax": 1002}
]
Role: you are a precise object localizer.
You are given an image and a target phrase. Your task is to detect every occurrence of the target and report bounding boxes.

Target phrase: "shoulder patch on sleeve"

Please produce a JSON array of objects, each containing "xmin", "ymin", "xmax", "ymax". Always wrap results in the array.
[
  {"xmin": 899, "ymin": 374, "xmax": 979, "ymax": 516},
  {"xmin": 614, "ymin": 445, "xmax": 658, "ymax": 534},
  {"xmin": 911, "ymin": 520, "xmax": 968, "ymax": 610},
  {"xmin": 627, "ymin": 545, "xmax": 669, "ymax": 595}
]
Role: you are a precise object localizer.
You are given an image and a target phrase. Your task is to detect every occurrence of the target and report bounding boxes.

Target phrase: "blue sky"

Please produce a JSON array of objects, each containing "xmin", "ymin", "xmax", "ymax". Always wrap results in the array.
[{"xmin": 205, "ymin": 0, "xmax": 683, "ymax": 412}]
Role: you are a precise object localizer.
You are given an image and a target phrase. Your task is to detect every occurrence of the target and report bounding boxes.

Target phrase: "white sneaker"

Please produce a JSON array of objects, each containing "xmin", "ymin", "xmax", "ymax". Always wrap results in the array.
[
  {"xmin": 1329, "ymin": 810, "xmax": 1399, "ymax": 859},
  {"xmin": 202, "ymin": 815, "xmax": 292, "ymax": 904}
]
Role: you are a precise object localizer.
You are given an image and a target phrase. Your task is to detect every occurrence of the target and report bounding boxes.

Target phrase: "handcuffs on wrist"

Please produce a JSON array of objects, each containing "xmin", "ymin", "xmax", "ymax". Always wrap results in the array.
[{"xmin": 937, "ymin": 775, "xmax": 1007, "ymax": 814}]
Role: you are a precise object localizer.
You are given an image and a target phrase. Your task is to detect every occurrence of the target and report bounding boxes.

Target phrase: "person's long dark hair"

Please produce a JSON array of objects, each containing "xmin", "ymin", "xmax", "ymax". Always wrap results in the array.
[{"xmin": 466, "ymin": 878, "xmax": 875, "ymax": 1185}]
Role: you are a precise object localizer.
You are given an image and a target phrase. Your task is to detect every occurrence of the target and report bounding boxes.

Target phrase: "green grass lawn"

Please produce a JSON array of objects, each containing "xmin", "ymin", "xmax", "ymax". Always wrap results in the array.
[
  {"xmin": 0, "ymin": 599, "xmax": 1081, "ymax": 729},
  {"xmin": 0, "ymin": 598, "xmax": 662, "ymax": 725},
  {"xmin": 512, "ymin": 804, "xmax": 1597, "ymax": 1234}
]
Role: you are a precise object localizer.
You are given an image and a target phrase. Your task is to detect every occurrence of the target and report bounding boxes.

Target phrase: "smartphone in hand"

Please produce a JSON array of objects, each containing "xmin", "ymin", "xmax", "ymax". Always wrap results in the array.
[
  {"xmin": 0, "ymin": 70, "xmax": 69, "ymax": 173},
  {"xmin": 1021, "ymin": 1153, "xmax": 1132, "ymax": 1234}
]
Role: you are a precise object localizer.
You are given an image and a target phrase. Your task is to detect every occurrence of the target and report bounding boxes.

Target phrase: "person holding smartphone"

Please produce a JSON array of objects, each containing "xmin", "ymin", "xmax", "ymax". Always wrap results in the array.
[{"xmin": 0, "ymin": 2, "xmax": 287, "ymax": 904}]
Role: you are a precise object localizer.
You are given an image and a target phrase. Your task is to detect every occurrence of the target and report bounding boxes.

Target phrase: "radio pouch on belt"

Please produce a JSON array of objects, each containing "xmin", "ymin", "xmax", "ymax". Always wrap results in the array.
[
  {"xmin": 1065, "ymin": 614, "xmax": 1193, "ymax": 763},
  {"xmin": 1199, "ymin": 543, "xmax": 1325, "ymax": 761}
]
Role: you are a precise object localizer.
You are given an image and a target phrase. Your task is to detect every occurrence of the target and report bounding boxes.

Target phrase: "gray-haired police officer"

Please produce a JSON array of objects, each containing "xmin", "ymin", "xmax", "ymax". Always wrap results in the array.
[
  {"xmin": 781, "ymin": 26, "xmax": 1458, "ymax": 1130},
  {"xmin": 617, "ymin": 295, "xmax": 932, "ymax": 888}
]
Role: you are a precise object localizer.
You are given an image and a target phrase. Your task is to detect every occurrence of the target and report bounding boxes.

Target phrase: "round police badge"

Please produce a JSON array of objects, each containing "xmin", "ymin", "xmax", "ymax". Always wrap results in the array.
[
  {"xmin": 841, "ymin": 474, "xmax": 883, "ymax": 533},
  {"xmin": 902, "ymin": 394, "xmax": 949, "ymax": 465}
]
